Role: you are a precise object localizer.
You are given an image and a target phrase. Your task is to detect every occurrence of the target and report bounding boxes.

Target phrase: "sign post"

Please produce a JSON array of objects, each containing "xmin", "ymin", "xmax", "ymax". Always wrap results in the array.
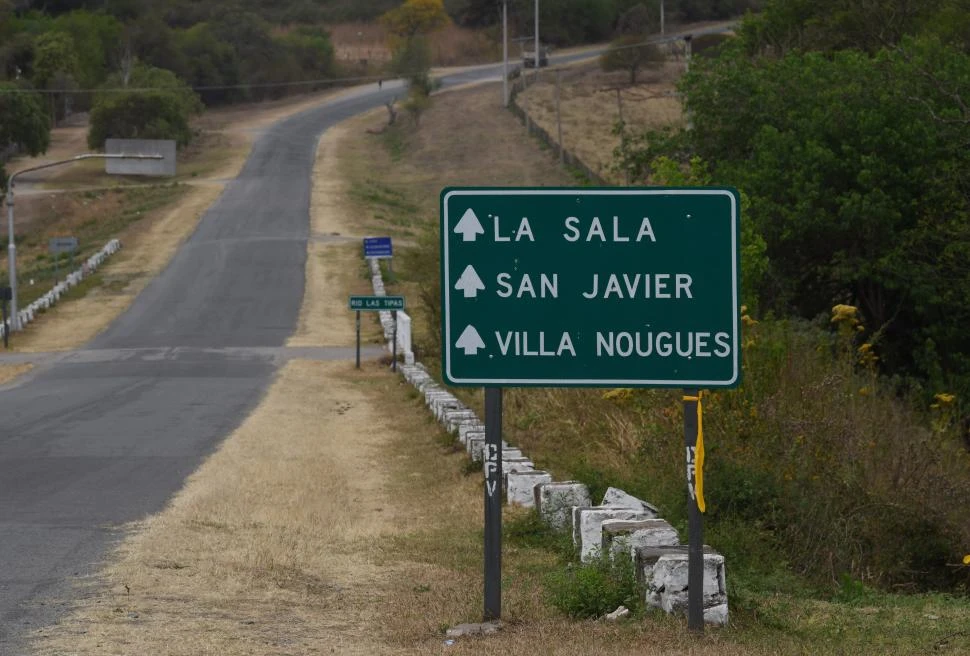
[
  {"xmin": 440, "ymin": 187, "xmax": 741, "ymax": 628},
  {"xmin": 355, "ymin": 310, "xmax": 361, "ymax": 369},
  {"xmin": 483, "ymin": 387, "xmax": 503, "ymax": 621},
  {"xmin": 683, "ymin": 388, "xmax": 704, "ymax": 631},
  {"xmin": 348, "ymin": 295, "xmax": 405, "ymax": 369},
  {"xmin": 49, "ymin": 236, "xmax": 78, "ymax": 282},
  {"xmin": 364, "ymin": 236, "xmax": 394, "ymax": 277},
  {"xmin": 1, "ymin": 285, "xmax": 10, "ymax": 349}
]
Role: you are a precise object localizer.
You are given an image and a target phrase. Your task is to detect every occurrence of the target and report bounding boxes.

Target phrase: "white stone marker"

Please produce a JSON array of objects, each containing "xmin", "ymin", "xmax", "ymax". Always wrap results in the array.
[
  {"xmin": 572, "ymin": 507, "xmax": 655, "ymax": 561},
  {"xmin": 601, "ymin": 518, "xmax": 679, "ymax": 560},
  {"xmin": 507, "ymin": 471, "xmax": 552, "ymax": 507},
  {"xmin": 535, "ymin": 482, "xmax": 592, "ymax": 531}
]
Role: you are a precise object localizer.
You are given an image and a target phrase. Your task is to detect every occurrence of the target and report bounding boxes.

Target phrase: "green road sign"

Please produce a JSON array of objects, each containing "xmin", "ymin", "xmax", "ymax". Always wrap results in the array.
[
  {"xmin": 440, "ymin": 187, "xmax": 741, "ymax": 388},
  {"xmin": 349, "ymin": 295, "xmax": 405, "ymax": 311}
]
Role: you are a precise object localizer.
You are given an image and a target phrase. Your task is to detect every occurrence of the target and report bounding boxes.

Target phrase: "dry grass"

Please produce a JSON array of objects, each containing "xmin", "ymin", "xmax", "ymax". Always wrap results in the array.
[
  {"xmin": 8, "ymin": 184, "xmax": 216, "ymax": 352},
  {"xmin": 328, "ymin": 21, "xmax": 500, "ymax": 67},
  {"xmin": 329, "ymin": 21, "xmax": 393, "ymax": 64},
  {"xmin": 0, "ymin": 363, "xmax": 32, "ymax": 385},
  {"xmin": 337, "ymin": 82, "xmax": 577, "ymax": 357},
  {"xmin": 31, "ymin": 361, "xmax": 422, "ymax": 655},
  {"xmin": 289, "ymin": 119, "xmax": 388, "ymax": 348},
  {"xmin": 516, "ymin": 61, "xmax": 687, "ymax": 182}
]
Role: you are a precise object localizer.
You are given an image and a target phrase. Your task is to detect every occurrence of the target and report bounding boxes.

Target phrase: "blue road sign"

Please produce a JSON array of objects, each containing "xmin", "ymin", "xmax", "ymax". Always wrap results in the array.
[{"xmin": 363, "ymin": 236, "xmax": 393, "ymax": 259}]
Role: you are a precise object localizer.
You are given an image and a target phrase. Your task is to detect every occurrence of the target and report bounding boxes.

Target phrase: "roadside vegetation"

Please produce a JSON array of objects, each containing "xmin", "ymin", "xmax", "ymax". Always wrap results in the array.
[
  {"xmin": 340, "ymin": 59, "xmax": 970, "ymax": 652},
  {"xmin": 5, "ymin": 184, "xmax": 186, "ymax": 309}
]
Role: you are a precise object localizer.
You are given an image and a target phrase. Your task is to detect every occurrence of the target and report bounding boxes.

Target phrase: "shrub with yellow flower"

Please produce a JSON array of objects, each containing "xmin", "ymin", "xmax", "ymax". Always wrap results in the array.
[
  {"xmin": 857, "ymin": 342, "xmax": 878, "ymax": 368},
  {"xmin": 831, "ymin": 304, "xmax": 862, "ymax": 334},
  {"xmin": 602, "ymin": 388, "xmax": 634, "ymax": 403}
]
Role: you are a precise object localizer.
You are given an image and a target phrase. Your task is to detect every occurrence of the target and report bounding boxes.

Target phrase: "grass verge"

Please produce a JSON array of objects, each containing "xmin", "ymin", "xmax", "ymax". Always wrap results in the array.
[{"xmin": 335, "ymin": 80, "xmax": 970, "ymax": 653}]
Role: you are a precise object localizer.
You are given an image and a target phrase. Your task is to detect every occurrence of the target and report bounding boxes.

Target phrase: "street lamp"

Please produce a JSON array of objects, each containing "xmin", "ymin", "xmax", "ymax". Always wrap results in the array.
[{"xmin": 4, "ymin": 152, "xmax": 163, "ymax": 331}]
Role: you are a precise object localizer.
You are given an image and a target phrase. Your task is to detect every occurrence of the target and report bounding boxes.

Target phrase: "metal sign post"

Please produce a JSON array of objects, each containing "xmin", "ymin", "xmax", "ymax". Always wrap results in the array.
[
  {"xmin": 355, "ymin": 310, "xmax": 361, "ymax": 369},
  {"xmin": 49, "ymin": 236, "xmax": 78, "ymax": 283},
  {"xmin": 1, "ymin": 286, "xmax": 10, "ymax": 349},
  {"xmin": 483, "ymin": 387, "xmax": 503, "ymax": 621},
  {"xmin": 348, "ymin": 295, "xmax": 405, "ymax": 370},
  {"xmin": 683, "ymin": 388, "xmax": 704, "ymax": 632}
]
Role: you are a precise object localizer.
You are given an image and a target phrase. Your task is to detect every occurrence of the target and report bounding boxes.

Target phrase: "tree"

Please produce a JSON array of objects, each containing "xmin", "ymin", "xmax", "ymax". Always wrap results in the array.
[
  {"xmin": 128, "ymin": 14, "xmax": 183, "ymax": 74},
  {"xmin": 601, "ymin": 36, "xmax": 664, "ymax": 84},
  {"xmin": 616, "ymin": 3, "xmax": 651, "ymax": 35},
  {"xmin": 31, "ymin": 31, "xmax": 78, "ymax": 90},
  {"xmin": 655, "ymin": 35, "xmax": 970, "ymax": 398},
  {"xmin": 381, "ymin": 0, "xmax": 450, "ymax": 41},
  {"xmin": 31, "ymin": 31, "xmax": 78, "ymax": 123},
  {"xmin": 280, "ymin": 26, "xmax": 336, "ymax": 81},
  {"xmin": 52, "ymin": 10, "xmax": 123, "ymax": 89},
  {"xmin": 88, "ymin": 64, "xmax": 201, "ymax": 148},
  {"xmin": 173, "ymin": 23, "xmax": 241, "ymax": 105},
  {"xmin": 0, "ymin": 83, "xmax": 50, "ymax": 190}
]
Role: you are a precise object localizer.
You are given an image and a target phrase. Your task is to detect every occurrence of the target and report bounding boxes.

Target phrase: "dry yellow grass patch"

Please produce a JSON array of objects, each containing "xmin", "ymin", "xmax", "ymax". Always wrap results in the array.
[
  {"xmin": 0, "ymin": 363, "xmax": 32, "ymax": 385},
  {"xmin": 517, "ymin": 61, "xmax": 686, "ymax": 182},
  {"xmin": 288, "ymin": 115, "xmax": 390, "ymax": 348}
]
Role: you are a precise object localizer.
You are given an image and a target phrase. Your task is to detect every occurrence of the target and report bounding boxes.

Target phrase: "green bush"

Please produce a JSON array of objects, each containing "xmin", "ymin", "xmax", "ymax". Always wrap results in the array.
[
  {"xmin": 546, "ymin": 551, "xmax": 643, "ymax": 618},
  {"xmin": 88, "ymin": 90, "xmax": 193, "ymax": 148},
  {"xmin": 88, "ymin": 64, "xmax": 201, "ymax": 149}
]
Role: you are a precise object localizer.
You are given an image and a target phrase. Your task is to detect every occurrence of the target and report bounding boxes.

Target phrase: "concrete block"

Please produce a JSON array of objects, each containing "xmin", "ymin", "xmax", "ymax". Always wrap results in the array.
[
  {"xmin": 602, "ymin": 519, "xmax": 679, "ymax": 560},
  {"xmin": 704, "ymin": 603, "xmax": 729, "ymax": 626},
  {"xmin": 572, "ymin": 507, "xmax": 655, "ymax": 561},
  {"xmin": 444, "ymin": 409, "xmax": 478, "ymax": 433},
  {"xmin": 458, "ymin": 422, "xmax": 485, "ymax": 444},
  {"xmin": 602, "ymin": 486, "xmax": 660, "ymax": 516},
  {"xmin": 433, "ymin": 397, "xmax": 463, "ymax": 421},
  {"xmin": 424, "ymin": 390, "xmax": 452, "ymax": 406},
  {"xmin": 507, "ymin": 471, "xmax": 552, "ymax": 507},
  {"xmin": 501, "ymin": 448, "xmax": 524, "ymax": 460},
  {"xmin": 637, "ymin": 545, "xmax": 727, "ymax": 623},
  {"xmin": 483, "ymin": 456, "xmax": 533, "ymax": 476},
  {"xmin": 503, "ymin": 458, "xmax": 534, "ymax": 477},
  {"xmin": 467, "ymin": 435, "xmax": 486, "ymax": 462},
  {"xmin": 535, "ymin": 482, "xmax": 592, "ymax": 531}
]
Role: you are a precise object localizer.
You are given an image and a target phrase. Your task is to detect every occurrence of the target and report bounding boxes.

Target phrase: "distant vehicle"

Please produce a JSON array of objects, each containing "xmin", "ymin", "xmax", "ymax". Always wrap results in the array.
[{"xmin": 522, "ymin": 45, "xmax": 549, "ymax": 68}]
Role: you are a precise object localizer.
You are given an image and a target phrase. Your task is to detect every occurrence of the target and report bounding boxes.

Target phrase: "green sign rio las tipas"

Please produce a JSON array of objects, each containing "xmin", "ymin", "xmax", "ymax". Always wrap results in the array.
[{"xmin": 440, "ymin": 187, "xmax": 741, "ymax": 388}]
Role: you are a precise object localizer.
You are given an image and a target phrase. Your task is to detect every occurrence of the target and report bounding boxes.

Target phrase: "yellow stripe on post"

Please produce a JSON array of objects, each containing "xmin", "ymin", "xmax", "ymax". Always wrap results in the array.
[{"xmin": 683, "ymin": 393, "xmax": 706, "ymax": 513}]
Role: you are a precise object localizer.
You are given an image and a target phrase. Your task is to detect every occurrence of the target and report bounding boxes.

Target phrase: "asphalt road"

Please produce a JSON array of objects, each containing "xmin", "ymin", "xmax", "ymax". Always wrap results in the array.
[{"xmin": 0, "ymin": 51, "xmax": 606, "ymax": 650}]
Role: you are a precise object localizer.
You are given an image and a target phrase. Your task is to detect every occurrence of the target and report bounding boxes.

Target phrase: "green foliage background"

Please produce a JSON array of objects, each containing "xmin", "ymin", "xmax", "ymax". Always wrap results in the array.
[{"xmin": 615, "ymin": 1, "xmax": 970, "ymax": 407}]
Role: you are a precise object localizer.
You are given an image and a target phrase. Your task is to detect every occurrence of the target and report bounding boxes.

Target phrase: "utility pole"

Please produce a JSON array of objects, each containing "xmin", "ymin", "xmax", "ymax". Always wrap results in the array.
[
  {"xmin": 555, "ymin": 69, "xmax": 564, "ymax": 166},
  {"xmin": 4, "ymin": 153, "xmax": 162, "ymax": 331},
  {"xmin": 660, "ymin": 0, "xmax": 665, "ymax": 35},
  {"xmin": 534, "ymin": 0, "xmax": 540, "ymax": 82},
  {"xmin": 503, "ymin": 0, "xmax": 509, "ymax": 107}
]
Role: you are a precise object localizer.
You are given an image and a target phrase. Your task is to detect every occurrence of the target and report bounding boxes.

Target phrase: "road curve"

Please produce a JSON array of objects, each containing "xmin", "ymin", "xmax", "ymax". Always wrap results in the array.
[{"xmin": 0, "ymin": 53, "xmax": 598, "ymax": 650}]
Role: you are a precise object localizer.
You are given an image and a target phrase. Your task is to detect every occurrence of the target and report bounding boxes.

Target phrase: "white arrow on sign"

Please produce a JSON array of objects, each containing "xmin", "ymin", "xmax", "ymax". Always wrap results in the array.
[
  {"xmin": 456, "ymin": 325, "xmax": 486, "ymax": 355},
  {"xmin": 454, "ymin": 208, "xmax": 485, "ymax": 242},
  {"xmin": 454, "ymin": 264, "xmax": 485, "ymax": 298}
]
